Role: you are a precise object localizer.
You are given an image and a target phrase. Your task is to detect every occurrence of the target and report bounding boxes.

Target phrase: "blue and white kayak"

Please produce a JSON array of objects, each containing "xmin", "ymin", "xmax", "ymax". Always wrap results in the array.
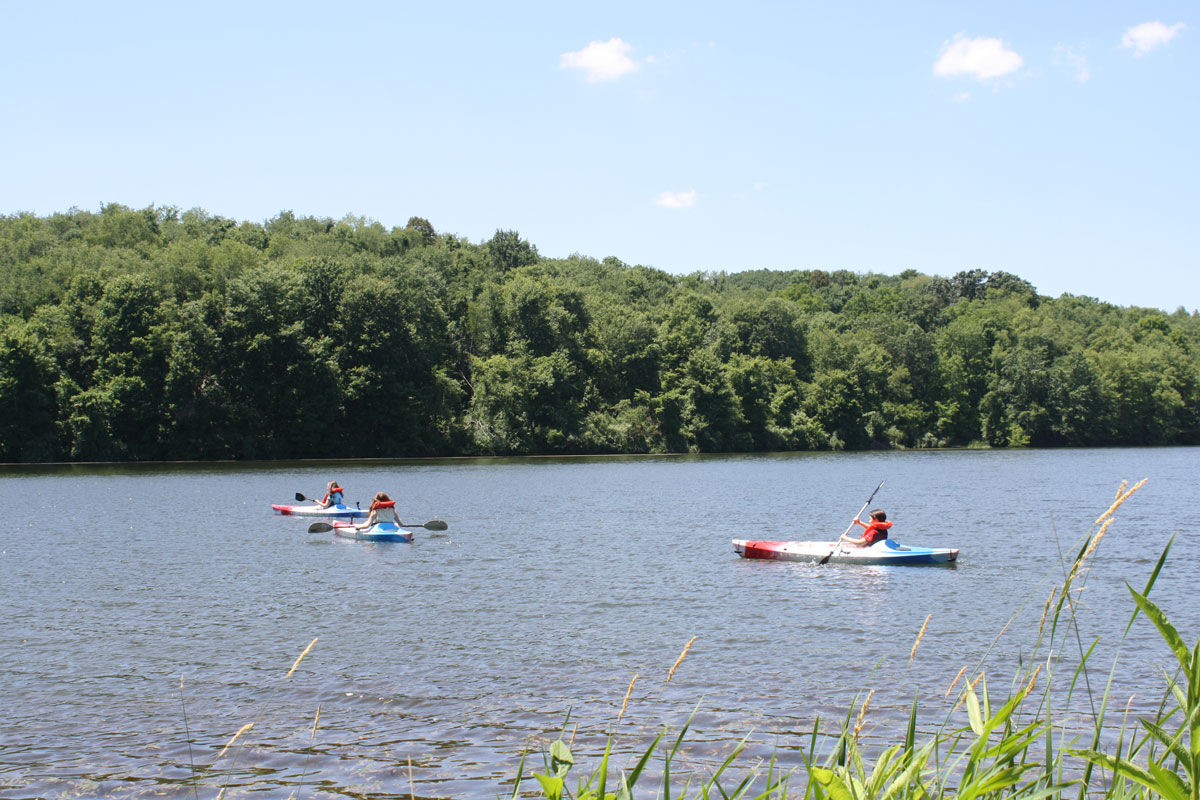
[
  {"xmin": 332, "ymin": 521, "xmax": 414, "ymax": 543},
  {"xmin": 733, "ymin": 538, "xmax": 958, "ymax": 566},
  {"xmin": 272, "ymin": 502, "xmax": 367, "ymax": 518}
]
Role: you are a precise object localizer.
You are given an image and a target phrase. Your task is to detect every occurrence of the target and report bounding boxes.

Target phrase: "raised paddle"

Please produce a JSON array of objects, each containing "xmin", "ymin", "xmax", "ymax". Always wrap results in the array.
[
  {"xmin": 307, "ymin": 519, "xmax": 448, "ymax": 533},
  {"xmin": 819, "ymin": 480, "xmax": 885, "ymax": 565}
]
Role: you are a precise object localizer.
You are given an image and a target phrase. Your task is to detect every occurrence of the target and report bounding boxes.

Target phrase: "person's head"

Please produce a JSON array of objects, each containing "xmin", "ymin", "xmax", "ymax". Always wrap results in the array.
[
  {"xmin": 327, "ymin": 480, "xmax": 340, "ymax": 490},
  {"xmin": 869, "ymin": 509, "xmax": 886, "ymax": 521},
  {"xmin": 374, "ymin": 492, "xmax": 391, "ymax": 503}
]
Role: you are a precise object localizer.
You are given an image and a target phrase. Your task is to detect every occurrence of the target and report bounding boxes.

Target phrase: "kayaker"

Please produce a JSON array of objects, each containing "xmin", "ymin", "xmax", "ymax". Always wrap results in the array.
[
  {"xmin": 839, "ymin": 509, "xmax": 892, "ymax": 547},
  {"xmin": 357, "ymin": 492, "xmax": 401, "ymax": 530},
  {"xmin": 317, "ymin": 480, "xmax": 345, "ymax": 508}
]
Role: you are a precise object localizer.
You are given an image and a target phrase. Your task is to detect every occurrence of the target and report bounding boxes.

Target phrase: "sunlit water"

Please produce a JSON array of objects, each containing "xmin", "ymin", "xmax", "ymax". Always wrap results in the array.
[{"xmin": 1, "ymin": 448, "xmax": 1196, "ymax": 798}]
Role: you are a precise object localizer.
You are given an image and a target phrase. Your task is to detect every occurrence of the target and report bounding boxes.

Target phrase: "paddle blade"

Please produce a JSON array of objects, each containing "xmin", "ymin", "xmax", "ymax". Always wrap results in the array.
[
  {"xmin": 307, "ymin": 522, "xmax": 334, "ymax": 533},
  {"xmin": 423, "ymin": 519, "xmax": 448, "ymax": 531},
  {"xmin": 295, "ymin": 492, "xmax": 307, "ymax": 502}
]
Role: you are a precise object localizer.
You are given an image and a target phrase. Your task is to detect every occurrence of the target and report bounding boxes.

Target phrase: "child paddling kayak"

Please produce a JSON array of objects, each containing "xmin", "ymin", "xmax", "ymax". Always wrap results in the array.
[{"xmin": 839, "ymin": 509, "xmax": 893, "ymax": 547}]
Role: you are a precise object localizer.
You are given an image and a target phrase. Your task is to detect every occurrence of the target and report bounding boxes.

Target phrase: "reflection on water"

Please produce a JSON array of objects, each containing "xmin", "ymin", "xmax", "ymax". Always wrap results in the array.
[{"xmin": 0, "ymin": 448, "xmax": 1195, "ymax": 798}]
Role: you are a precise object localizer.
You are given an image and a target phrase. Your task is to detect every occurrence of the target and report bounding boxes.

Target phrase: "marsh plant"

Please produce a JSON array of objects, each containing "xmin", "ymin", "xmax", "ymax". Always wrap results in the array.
[{"xmin": 513, "ymin": 479, "xmax": 1199, "ymax": 799}]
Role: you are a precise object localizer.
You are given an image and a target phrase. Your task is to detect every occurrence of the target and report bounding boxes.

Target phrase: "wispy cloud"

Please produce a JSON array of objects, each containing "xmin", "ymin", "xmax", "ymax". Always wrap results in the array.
[
  {"xmin": 657, "ymin": 190, "xmax": 697, "ymax": 209},
  {"xmin": 560, "ymin": 38, "xmax": 639, "ymax": 82},
  {"xmin": 934, "ymin": 34, "xmax": 1023, "ymax": 81},
  {"xmin": 1121, "ymin": 21, "xmax": 1186, "ymax": 56},
  {"xmin": 1054, "ymin": 44, "xmax": 1091, "ymax": 82}
]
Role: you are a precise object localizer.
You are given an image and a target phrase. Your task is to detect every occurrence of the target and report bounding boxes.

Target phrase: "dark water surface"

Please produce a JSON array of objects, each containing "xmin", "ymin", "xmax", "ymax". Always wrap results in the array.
[{"xmin": 1, "ymin": 448, "xmax": 1197, "ymax": 798}]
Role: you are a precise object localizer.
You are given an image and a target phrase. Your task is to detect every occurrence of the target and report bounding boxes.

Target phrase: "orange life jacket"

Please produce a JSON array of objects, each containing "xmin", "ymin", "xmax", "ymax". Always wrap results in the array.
[{"xmin": 860, "ymin": 519, "xmax": 892, "ymax": 544}]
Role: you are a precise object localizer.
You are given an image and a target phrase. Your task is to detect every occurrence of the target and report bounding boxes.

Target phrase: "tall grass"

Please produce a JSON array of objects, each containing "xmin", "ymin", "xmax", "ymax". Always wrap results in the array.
[
  {"xmin": 178, "ymin": 637, "xmax": 318, "ymax": 799},
  {"xmin": 511, "ymin": 477, "xmax": 1197, "ymax": 799}
]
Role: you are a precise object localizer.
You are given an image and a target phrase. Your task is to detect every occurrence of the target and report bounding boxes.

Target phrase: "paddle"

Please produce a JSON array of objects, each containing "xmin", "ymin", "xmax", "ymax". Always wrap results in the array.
[
  {"xmin": 307, "ymin": 519, "xmax": 448, "ymax": 533},
  {"xmin": 296, "ymin": 491, "xmax": 360, "ymax": 508},
  {"xmin": 819, "ymin": 480, "xmax": 885, "ymax": 565}
]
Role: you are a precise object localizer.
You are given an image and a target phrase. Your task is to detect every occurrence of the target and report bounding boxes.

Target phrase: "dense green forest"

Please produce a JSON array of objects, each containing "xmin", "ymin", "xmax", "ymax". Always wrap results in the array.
[{"xmin": 1, "ymin": 204, "xmax": 1197, "ymax": 462}]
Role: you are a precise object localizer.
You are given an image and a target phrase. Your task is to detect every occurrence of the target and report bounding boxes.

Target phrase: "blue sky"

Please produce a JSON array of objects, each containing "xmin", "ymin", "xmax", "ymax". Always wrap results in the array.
[{"xmin": 2, "ymin": 1, "xmax": 1195, "ymax": 312}]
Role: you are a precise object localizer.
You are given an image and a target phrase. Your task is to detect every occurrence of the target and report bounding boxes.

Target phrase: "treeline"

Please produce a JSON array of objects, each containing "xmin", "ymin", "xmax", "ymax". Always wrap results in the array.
[{"xmin": 1, "ymin": 204, "xmax": 1197, "ymax": 462}]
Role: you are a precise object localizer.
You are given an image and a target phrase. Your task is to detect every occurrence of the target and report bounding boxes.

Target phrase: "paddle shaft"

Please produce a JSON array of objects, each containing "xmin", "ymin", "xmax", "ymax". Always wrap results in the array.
[
  {"xmin": 308, "ymin": 519, "xmax": 447, "ymax": 533},
  {"xmin": 840, "ymin": 480, "xmax": 885, "ymax": 539},
  {"xmin": 296, "ymin": 491, "xmax": 360, "ymax": 508}
]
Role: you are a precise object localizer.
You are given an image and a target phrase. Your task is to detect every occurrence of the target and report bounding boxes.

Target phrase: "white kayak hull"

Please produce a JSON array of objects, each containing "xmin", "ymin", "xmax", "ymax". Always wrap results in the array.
[
  {"xmin": 332, "ymin": 521, "xmax": 413, "ymax": 542},
  {"xmin": 272, "ymin": 503, "xmax": 366, "ymax": 518},
  {"xmin": 733, "ymin": 538, "xmax": 958, "ymax": 565}
]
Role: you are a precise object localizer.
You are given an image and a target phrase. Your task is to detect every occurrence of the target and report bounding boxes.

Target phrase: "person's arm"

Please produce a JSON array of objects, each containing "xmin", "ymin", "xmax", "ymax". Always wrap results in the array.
[{"xmin": 839, "ymin": 518, "xmax": 867, "ymax": 543}]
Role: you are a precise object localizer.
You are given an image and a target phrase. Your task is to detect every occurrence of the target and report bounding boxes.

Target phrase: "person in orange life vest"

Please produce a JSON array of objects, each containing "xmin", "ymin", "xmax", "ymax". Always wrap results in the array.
[
  {"xmin": 317, "ymin": 480, "xmax": 345, "ymax": 508},
  {"xmin": 839, "ymin": 509, "xmax": 893, "ymax": 547},
  {"xmin": 357, "ymin": 492, "xmax": 401, "ymax": 530}
]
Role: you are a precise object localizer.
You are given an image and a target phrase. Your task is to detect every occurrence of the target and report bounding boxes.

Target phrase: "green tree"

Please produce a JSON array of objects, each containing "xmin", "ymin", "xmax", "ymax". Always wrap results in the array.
[
  {"xmin": 0, "ymin": 316, "xmax": 62, "ymax": 460},
  {"xmin": 487, "ymin": 229, "xmax": 538, "ymax": 273}
]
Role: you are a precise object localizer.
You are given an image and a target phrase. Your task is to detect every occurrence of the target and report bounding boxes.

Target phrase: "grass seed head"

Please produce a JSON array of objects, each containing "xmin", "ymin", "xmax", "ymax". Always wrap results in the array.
[
  {"xmin": 287, "ymin": 638, "xmax": 318, "ymax": 679},
  {"xmin": 855, "ymin": 690, "xmax": 874, "ymax": 739},
  {"xmin": 945, "ymin": 665, "xmax": 969, "ymax": 699},
  {"xmin": 1038, "ymin": 586, "xmax": 1058, "ymax": 636},
  {"xmin": 618, "ymin": 673, "xmax": 639, "ymax": 721},
  {"xmin": 216, "ymin": 723, "xmax": 254, "ymax": 760},
  {"xmin": 667, "ymin": 636, "xmax": 697, "ymax": 683},
  {"xmin": 910, "ymin": 614, "xmax": 931, "ymax": 664},
  {"xmin": 1095, "ymin": 478, "xmax": 1147, "ymax": 525}
]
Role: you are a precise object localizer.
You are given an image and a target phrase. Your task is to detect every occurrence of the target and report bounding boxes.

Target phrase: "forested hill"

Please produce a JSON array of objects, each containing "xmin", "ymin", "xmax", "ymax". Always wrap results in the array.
[{"xmin": 1, "ymin": 204, "xmax": 1197, "ymax": 462}]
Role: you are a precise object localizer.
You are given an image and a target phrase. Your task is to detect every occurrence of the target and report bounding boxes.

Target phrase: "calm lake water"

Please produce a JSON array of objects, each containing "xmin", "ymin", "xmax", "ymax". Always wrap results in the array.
[{"xmin": 1, "ymin": 448, "xmax": 1197, "ymax": 798}]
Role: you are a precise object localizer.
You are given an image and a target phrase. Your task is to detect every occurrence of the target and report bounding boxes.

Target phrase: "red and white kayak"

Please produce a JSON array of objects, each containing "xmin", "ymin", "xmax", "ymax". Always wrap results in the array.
[
  {"xmin": 271, "ymin": 502, "xmax": 366, "ymax": 518},
  {"xmin": 733, "ymin": 538, "xmax": 958, "ymax": 566}
]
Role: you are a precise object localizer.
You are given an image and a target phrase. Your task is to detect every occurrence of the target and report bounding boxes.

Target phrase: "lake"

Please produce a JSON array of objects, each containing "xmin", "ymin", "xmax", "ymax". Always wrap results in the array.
[{"xmin": 1, "ymin": 447, "xmax": 1196, "ymax": 798}]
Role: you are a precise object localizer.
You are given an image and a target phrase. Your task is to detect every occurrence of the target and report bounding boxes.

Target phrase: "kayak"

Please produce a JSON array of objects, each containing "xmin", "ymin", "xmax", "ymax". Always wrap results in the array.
[
  {"xmin": 732, "ymin": 538, "xmax": 958, "ymax": 566},
  {"xmin": 332, "ymin": 521, "xmax": 414, "ymax": 543},
  {"xmin": 272, "ymin": 502, "xmax": 367, "ymax": 518}
]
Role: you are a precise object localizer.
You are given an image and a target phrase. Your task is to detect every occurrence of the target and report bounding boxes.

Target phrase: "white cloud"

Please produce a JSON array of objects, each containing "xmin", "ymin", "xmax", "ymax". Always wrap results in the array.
[
  {"xmin": 1054, "ymin": 44, "xmax": 1091, "ymax": 82},
  {"xmin": 560, "ymin": 38, "xmax": 639, "ymax": 82},
  {"xmin": 657, "ymin": 190, "xmax": 697, "ymax": 209},
  {"xmin": 934, "ymin": 34, "xmax": 1024, "ymax": 80},
  {"xmin": 951, "ymin": 91, "xmax": 972, "ymax": 103},
  {"xmin": 1121, "ymin": 21, "xmax": 1186, "ymax": 56}
]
